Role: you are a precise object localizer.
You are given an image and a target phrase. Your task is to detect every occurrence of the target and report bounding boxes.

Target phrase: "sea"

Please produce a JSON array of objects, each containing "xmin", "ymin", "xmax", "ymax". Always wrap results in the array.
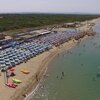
[{"xmin": 28, "ymin": 23, "xmax": 100, "ymax": 100}]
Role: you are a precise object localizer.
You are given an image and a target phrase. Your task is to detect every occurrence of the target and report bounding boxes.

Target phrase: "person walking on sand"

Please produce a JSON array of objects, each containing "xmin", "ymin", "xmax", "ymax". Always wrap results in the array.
[{"xmin": 36, "ymin": 74, "xmax": 38, "ymax": 82}]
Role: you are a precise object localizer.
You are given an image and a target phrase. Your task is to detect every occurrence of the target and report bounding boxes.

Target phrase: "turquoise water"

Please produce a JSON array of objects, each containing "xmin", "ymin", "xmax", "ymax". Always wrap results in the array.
[{"xmin": 29, "ymin": 36, "xmax": 100, "ymax": 100}]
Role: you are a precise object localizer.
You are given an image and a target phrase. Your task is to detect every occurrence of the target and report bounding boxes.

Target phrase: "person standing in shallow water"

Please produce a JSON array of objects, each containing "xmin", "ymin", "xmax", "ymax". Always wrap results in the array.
[
  {"xmin": 62, "ymin": 72, "xmax": 64, "ymax": 77},
  {"xmin": 60, "ymin": 72, "xmax": 65, "ymax": 80}
]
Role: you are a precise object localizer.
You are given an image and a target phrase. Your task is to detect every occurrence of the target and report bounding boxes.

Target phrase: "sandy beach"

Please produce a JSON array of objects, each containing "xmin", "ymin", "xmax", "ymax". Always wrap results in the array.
[
  {"xmin": 0, "ymin": 38, "xmax": 77, "ymax": 100},
  {"xmin": 0, "ymin": 17, "xmax": 99, "ymax": 100},
  {"xmin": 12, "ymin": 39, "xmax": 79, "ymax": 100}
]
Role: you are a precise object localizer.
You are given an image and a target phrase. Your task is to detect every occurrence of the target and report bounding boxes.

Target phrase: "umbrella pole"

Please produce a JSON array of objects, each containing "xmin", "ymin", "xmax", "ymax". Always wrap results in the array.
[
  {"xmin": 4, "ymin": 70, "xmax": 8, "ymax": 84},
  {"xmin": 6, "ymin": 70, "xmax": 8, "ymax": 84},
  {"xmin": 4, "ymin": 71, "xmax": 6, "ymax": 85}
]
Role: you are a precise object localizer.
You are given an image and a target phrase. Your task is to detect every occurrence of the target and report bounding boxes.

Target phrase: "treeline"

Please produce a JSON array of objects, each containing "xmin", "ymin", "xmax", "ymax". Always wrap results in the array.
[{"xmin": 0, "ymin": 14, "xmax": 99, "ymax": 32}]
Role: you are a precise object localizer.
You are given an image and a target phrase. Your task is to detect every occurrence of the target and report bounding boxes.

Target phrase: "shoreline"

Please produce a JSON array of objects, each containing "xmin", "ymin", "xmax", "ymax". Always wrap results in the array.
[
  {"xmin": 11, "ymin": 38, "xmax": 78, "ymax": 100},
  {"xmin": 23, "ymin": 18, "xmax": 100, "ymax": 100},
  {"xmin": 24, "ymin": 36, "xmax": 89, "ymax": 100},
  {"xmin": 10, "ymin": 47, "xmax": 58, "ymax": 100}
]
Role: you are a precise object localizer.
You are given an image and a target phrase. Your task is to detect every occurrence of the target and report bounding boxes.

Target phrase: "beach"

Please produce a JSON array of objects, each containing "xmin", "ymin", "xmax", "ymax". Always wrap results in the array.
[
  {"xmin": 0, "ymin": 38, "xmax": 77, "ymax": 100},
  {"xmin": 11, "ymin": 39, "xmax": 78, "ymax": 100},
  {"xmin": 0, "ymin": 17, "xmax": 99, "ymax": 100}
]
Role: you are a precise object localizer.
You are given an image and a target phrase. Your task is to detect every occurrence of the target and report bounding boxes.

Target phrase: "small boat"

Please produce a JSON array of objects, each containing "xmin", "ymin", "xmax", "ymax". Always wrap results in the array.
[
  {"xmin": 6, "ymin": 82, "xmax": 17, "ymax": 88},
  {"xmin": 21, "ymin": 69, "xmax": 30, "ymax": 74},
  {"xmin": 12, "ymin": 78, "xmax": 22, "ymax": 84}
]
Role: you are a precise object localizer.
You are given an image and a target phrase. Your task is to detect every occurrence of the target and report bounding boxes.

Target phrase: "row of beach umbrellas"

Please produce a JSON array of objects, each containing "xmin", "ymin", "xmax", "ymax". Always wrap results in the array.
[
  {"xmin": 0, "ymin": 42, "xmax": 52, "ymax": 69},
  {"xmin": 0, "ymin": 29, "xmax": 81, "ymax": 69}
]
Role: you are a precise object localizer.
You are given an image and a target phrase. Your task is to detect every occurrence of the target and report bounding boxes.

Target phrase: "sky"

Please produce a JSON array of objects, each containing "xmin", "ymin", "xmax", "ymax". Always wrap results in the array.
[{"xmin": 0, "ymin": 0, "xmax": 100, "ymax": 14}]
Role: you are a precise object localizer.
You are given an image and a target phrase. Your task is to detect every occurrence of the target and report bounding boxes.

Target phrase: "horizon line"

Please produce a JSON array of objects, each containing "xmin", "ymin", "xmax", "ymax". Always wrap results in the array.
[{"xmin": 0, "ymin": 12, "xmax": 100, "ymax": 15}]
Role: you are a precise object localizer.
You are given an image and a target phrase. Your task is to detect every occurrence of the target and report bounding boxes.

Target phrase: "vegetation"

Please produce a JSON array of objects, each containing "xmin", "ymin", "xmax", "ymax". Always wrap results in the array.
[{"xmin": 0, "ymin": 14, "xmax": 99, "ymax": 33}]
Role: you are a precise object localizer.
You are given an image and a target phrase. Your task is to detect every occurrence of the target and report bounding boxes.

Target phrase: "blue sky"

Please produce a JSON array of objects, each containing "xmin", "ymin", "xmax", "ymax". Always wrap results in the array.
[{"xmin": 0, "ymin": 0, "xmax": 100, "ymax": 14}]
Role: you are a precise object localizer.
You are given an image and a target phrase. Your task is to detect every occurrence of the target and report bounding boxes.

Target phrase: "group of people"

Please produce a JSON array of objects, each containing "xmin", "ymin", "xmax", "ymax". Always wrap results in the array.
[{"xmin": 56, "ymin": 71, "xmax": 65, "ymax": 80}]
